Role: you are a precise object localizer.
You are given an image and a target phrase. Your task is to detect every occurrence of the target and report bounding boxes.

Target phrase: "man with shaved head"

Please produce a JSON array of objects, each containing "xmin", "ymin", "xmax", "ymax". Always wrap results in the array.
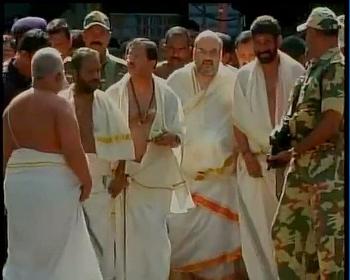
[
  {"xmin": 3, "ymin": 47, "xmax": 102, "ymax": 279},
  {"xmin": 167, "ymin": 30, "xmax": 243, "ymax": 279},
  {"xmin": 154, "ymin": 26, "xmax": 192, "ymax": 79}
]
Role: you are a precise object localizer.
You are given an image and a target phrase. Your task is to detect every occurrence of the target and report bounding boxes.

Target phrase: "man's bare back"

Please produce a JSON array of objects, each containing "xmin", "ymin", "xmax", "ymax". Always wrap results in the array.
[
  {"xmin": 127, "ymin": 82, "xmax": 156, "ymax": 162},
  {"xmin": 3, "ymin": 88, "xmax": 69, "ymax": 153}
]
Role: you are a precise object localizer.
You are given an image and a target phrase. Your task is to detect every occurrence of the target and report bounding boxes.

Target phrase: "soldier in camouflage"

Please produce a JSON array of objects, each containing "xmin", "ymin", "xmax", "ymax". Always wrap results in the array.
[
  {"xmin": 268, "ymin": 7, "xmax": 344, "ymax": 279},
  {"xmin": 64, "ymin": 11, "xmax": 127, "ymax": 91}
]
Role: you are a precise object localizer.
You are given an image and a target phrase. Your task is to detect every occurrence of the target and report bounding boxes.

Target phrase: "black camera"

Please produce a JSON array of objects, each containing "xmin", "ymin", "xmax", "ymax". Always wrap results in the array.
[{"xmin": 267, "ymin": 118, "xmax": 292, "ymax": 170}]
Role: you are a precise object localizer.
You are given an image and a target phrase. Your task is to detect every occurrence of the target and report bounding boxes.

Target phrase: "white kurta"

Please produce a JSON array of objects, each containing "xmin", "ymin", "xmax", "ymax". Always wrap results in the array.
[
  {"xmin": 166, "ymin": 63, "xmax": 243, "ymax": 279},
  {"xmin": 232, "ymin": 51, "xmax": 305, "ymax": 280},
  {"xmin": 3, "ymin": 149, "xmax": 102, "ymax": 280},
  {"xmin": 106, "ymin": 73, "xmax": 193, "ymax": 280}
]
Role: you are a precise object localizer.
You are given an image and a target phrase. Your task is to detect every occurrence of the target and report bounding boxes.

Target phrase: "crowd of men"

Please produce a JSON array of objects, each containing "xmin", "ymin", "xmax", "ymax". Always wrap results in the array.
[{"xmin": 2, "ymin": 6, "xmax": 345, "ymax": 280}]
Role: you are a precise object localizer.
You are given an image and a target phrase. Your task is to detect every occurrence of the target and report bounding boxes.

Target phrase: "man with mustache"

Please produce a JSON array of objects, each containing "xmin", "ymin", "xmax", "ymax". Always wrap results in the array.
[
  {"xmin": 154, "ymin": 26, "xmax": 192, "ymax": 79},
  {"xmin": 82, "ymin": 11, "xmax": 127, "ymax": 90},
  {"xmin": 106, "ymin": 38, "xmax": 193, "ymax": 280},
  {"xmin": 59, "ymin": 47, "xmax": 134, "ymax": 280},
  {"xmin": 167, "ymin": 30, "xmax": 243, "ymax": 280},
  {"xmin": 232, "ymin": 16, "xmax": 305, "ymax": 280}
]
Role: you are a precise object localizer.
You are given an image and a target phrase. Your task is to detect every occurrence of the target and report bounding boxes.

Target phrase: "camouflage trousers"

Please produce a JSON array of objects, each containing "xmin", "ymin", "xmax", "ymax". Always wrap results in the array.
[{"xmin": 272, "ymin": 153, "xmax": 344, "ymax": 280}]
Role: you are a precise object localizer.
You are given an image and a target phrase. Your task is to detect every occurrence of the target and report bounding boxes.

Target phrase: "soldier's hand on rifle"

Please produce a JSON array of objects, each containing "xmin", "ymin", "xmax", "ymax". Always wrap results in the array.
[{"xmin": 267, "ymin": 149, "xmax": 293, "ymax": 165}]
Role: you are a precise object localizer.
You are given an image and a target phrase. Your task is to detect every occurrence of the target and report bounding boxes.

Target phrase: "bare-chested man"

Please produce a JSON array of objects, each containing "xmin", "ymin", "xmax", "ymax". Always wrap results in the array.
[
  {"xmin": 106, "ymin": 38, "xmax": 193, "ymax": 280},
  {"xmin": 59, "ymin": 47, "xmax": 132, "ymax": 280},
  {"xmin": 3, "ymin": 47, "xmax": 102, "ymax": 280},
  {"xmin": 154, "ymin": 26, "xmax": 192, "ymax": 79},
  {"xmin": 232, "ymin": 16, "xmax": 305, "ymax": 280}
]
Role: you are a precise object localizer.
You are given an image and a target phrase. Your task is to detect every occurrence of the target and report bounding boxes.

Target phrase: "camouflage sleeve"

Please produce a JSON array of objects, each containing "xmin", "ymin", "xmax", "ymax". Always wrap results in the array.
[{"xmin": 321, "ymin": 62, "xmax": 344, "ymax": 114}]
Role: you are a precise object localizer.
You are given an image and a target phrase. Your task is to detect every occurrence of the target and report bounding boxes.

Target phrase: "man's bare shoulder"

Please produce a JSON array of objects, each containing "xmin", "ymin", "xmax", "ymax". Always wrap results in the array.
[
  {"xmin": 58, "ymin": 87, "xmax": 72, "ymax": 99},
  {"xmin": 55, "ymin": 93, "xmax": 73, "ymax": 105}
]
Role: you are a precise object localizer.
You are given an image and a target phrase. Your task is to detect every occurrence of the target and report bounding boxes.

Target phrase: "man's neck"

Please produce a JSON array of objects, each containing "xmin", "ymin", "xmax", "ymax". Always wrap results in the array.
[
  {"xmin": 311, "ymin": 42, "xmax": 338, "ymax": 61},
  {"xmin": 73, "ymin": 84, "xmax": 94, "ymax": 97},
  {"xmin": 261, "ymin": 55, "xmax": 280, "ymax": 77},
  {"xmin": 33, "ymin": 83, "xmax": 56, "ymax": 94},
  {"xmin": 195, "ymin": 70, "xmax": 215, "ymax": 91},
  {"xmin": 130, "ymin": 74, "xmax": 153, "ymax": 94}
]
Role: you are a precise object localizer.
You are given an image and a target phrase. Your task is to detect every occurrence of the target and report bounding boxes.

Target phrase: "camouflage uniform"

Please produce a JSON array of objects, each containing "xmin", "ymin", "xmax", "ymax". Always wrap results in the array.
[
  {"xmin": 78, "ymin": 10, "xmax": 128, "ymax": 91},
  {"xmin": 271, "ymin": 8, "xmax": 345, "ymax": 280},
  {"xmin": 100, "ymin": 50, "xmax": 127, "ymax": 91}
]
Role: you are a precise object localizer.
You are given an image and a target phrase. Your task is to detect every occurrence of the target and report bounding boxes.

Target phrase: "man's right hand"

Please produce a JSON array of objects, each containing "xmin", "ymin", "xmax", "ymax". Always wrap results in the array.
[
  {"xmin": 243, "ymin": 152, "xmax": 263, "ymax": 178},
  {"xmin": 80, "ymin": 183, "xmax": 92, "ymax": 202},
  {"xmin": 108, "ymin": 174, "xmax": 129, "ymax": 198}
]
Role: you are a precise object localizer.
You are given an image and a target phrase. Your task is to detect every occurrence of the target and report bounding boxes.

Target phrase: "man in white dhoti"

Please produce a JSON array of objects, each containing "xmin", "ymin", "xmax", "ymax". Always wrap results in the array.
[
  {"xmin": 232, "ymin": 16, "xmax": 305, "ymax": 280},
  {"xmin": 105, "ymin": 38, "xmax": 194, "ymax": 280},
  {"xmin": 2, "ymin": 47, "xmax": 102, "ymax": 280},
  {"xmin": 59, "ymin": 47, "xmax": 134, "ymax": 280},
  {"xmin": 166, "ymin": 30, "xmax": 243, "ymax": 280}
]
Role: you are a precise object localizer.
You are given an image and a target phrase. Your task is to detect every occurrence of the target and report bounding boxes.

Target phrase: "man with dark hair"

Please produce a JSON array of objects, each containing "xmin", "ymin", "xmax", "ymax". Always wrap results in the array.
[
  {"xmin": 47, "ymin": 18, "xmax": 74, "ymax": 84},
  {"xmin": 3, "ymin": 28, "xmax": 49, "ymax": 108},
  {"xmin": 11, "ymin": 16, "xmax": 47, "ymax": 47},
  {"xmin": 70, "ymin": 29, "xmax": 85, "ymax": 50},
  {"xmin": 216, "ymin": 32, "xmax": 238, "ymax": 72},
  {"xmin": 271, "ymin": 7, "xmax": 344, "ymax": 279},
  {"xmin": 82, "ymin": 10, "xmax": 127, "ymax": 90},
  {"xmin": 47, "ymin": 18, "xmax": 72, "ymax": 60},
  {"xmin": 280, "ymin": 35, "xmax": 307, "ymax": 65},
  {"xmin": 154, "ymin": 26, "xmax": 192, "ymax": 79},
  {"xmin": 235, "ymin": 30, "xmax": 255, "ymax": 67},
  {"xmin": 106, "ymin": 37, "xmax": 192, "ymax": 280},
  {"xmin": 59, "ymin": 47, "xmax": 133, "ymax": 280},
  {"xmin": 232, "ymin": 15, "xmax": 305, "ymax": 280}
]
